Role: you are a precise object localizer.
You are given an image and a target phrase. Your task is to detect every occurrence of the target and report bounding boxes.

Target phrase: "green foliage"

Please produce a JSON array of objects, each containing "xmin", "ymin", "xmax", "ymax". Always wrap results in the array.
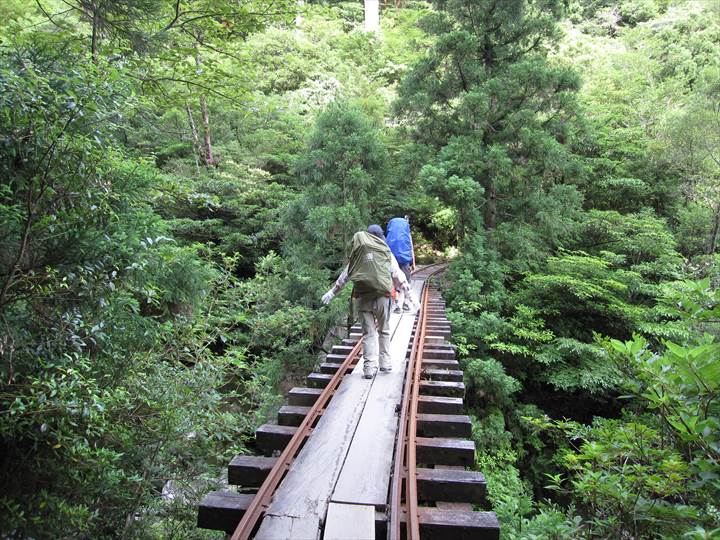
[
  {"xmin": 472, "ymin": 408, "xmax": 585, "ymax": 539},
  {"xmin": 2, "ymin": 0, "xmax": 720, "ymax": 537},
  {"xmin": 472, "ymin": 410, "xmax": 514, "ymax": 454},
  {"xmin": 444, "ymin": 232, "xmax": 506, "ymax": 312},
  {"xmin": 0, "ymin": 31, "xmax": 249, "ymax": 539},
  {"xmin": 465, "ymin": 359, "xmax": 521, "ymax": 409},
  {"xmin": 513, "ymin": 252, "xmax": 648, "ymax": 339},
  {"xmin": 568, "ymin": 0, "xmax": 664, "ymax": 29},
  {"xmin": 284, "ymin": 100, "xmax": 390, "ymax": 266},
  {"xmin": 493, "ymin": 304, "xmax": 555, "ymax": 356},
  {"xmin": 586, "ymin": 177, "xmax": 651, "ymax": 213},
  {"xmin": 234, "ymin": 252, "xmax": 346, "ymax": 379},
  {"xmin": 575, "ymin": 210, "xmax": 683, "ymax": 278},
  {"xmin": 609, "ymin": 332, "xmax": 720, "ymax": 475},
  {"xmin": 491, "ymin": 184, "xmax": 586, "ymax": 275},
  {"xmin": 518, "ymin": 278, "xmax": 720, "ymax": 538},
  {"xmin": 475, "ymin": 451, "xmax": 534, "ymax": 535},
  {"xmin": 0, "ymin": 6, "xmax": 446, "ymax": 533},
  {"xmin": 550, "ymin": 417, "xmax": 706, "ymax": 538},
  {"xmin": 396, "ymin": 0, "xmax": 582, "ymax": 232},
  {"xmin": 674, "ymin": 203, "xmax": 716, "ymax": 258},
  {"xmin": 428, "ymin": 5, "xmax": 719, "ymax": 533},
  {"xmin": 639, "ymin": 9, "xmax": 720, "ymax": 89},
  {"xmin": 656, "ymin": 277, "xmax": 720, "ymax": 329},
  {"xmin": 510, "ymin": 504, "xmax": 584, "ymax": 540},
  {"xmin": 157, "ymin": 164, "xmax": 294, "ymax": 278}
]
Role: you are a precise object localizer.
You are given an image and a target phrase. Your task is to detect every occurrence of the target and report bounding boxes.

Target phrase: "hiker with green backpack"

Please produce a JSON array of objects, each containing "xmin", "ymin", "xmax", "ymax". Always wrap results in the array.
[{"xmin": 321, "ymin": 225, "xmax": 415, "ymax": 379}]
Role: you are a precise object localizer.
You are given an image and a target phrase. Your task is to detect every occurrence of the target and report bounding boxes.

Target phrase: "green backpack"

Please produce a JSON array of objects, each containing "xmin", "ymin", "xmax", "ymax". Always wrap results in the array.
[{"xmin": 346, "ymin": 231, "xmax": 393, "ymax": 297}]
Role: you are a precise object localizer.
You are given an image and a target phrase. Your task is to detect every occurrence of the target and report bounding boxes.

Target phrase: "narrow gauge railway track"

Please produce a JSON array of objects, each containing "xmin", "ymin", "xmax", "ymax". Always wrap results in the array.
[
  {"xmin": 197, "ymin": 264, "xmax": 499, "ymax": 539},
  {"xmin": 388, "ymin": 268, "xmax": 498, "ymax": 540}
]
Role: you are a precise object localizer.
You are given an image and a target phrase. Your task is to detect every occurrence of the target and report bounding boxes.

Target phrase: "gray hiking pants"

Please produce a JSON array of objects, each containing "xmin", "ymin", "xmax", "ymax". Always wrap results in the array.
[
  {"xmin": 355, "ymin": 295, "xmax": 392, "ymax": 372},
  {"xmin": 400, "ymin": 264, "xmax": 412, "ymax": 284},
  {"xmin": 397, "ymin": 264, "xmax": 412, "ymax": 309}
]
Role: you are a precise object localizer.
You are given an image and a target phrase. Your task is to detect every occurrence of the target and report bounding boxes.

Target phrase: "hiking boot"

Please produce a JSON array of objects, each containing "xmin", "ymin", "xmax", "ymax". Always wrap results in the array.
[
  {"xmin": 393, "ymin": 306, "xmax": 402, "ymax": 314},
  {"xmin": 379, "ymin": 365, "xmax": 392, "ymax": 372},
  {"xmin": 402, "ymin": 304, "xmax": 411, "ymax": 312},
  {"xmin": 363, "ymin": 368, "xmax": 376, "ymax": 379}
]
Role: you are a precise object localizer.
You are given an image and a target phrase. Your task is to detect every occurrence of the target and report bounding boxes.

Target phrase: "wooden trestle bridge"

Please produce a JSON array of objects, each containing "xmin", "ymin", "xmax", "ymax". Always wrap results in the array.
[{"xmin": 197, "ymin": 264, "xmax": 500, "ymax": 539}]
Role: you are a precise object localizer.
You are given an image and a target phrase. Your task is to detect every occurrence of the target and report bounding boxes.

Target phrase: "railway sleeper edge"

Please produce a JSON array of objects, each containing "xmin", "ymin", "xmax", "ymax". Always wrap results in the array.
[{"xmin": 198, "ymin": 492, "xmax": 499, "ymax": 539}]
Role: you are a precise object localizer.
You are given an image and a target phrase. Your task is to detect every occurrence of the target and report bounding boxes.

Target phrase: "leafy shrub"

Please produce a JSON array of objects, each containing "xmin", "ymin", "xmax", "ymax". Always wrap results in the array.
[
  {"xmin": 465, "ymin": 359, "xmax": 521, "ymax": 410},
  {"xmin": 551, "ymin": 418, "xmax": 702, "ymax": 538},
  {"xmin": 443, "ymin": 232, "xmax": 506, "ymax": 312},
  {"xmin": 618, "ymin": 0, "xmax": 659, "ymax": 25}
]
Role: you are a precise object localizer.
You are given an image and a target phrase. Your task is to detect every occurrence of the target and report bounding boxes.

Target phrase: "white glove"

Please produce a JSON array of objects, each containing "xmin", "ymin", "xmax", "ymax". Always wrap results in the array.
[{"xmin": 321, "ymin": 289, "xmax": 335, "ymax": 305}]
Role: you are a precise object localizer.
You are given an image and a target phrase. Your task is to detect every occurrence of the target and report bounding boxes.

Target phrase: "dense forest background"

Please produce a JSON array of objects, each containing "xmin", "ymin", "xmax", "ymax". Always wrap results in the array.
[{"xmin": 1, "ymin": 0, "xmax": 719, "ymax": 538}]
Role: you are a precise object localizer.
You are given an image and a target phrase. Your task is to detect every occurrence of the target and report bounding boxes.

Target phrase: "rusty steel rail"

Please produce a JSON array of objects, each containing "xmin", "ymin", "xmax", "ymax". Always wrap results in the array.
[
  {"xmin": 230, "ymin": 338, "xmax": 363, "ymax": 540},
  {"xmin": 389, "ymin": 265, "xmax": 445, "ymax": 540}
]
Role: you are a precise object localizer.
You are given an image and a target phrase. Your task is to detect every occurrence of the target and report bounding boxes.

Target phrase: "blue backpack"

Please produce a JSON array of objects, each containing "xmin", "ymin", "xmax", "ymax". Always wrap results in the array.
[{"xmin": 386, "ymin": 218, "xmax": 413, "ymax": 266}]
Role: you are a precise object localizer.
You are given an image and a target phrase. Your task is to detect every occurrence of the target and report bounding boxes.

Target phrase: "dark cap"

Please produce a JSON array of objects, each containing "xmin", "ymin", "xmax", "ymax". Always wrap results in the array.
[{"xmin": 367, "ymin": 224, "xmax": 386, "ymax": 243}]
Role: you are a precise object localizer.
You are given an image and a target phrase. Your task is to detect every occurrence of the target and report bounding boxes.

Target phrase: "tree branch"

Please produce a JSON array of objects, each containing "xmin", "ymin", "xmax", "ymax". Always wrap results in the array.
[
  {"xmin": 162, "ymin": 0, "xmax": 183, "ymax": 31},
  {"xmin": 34, "ymin": 0, "xmax": 73, "ymax": 31},
  {"xmin": 131, "ymin": 74, "xmax": 245, "ymax": 105}
]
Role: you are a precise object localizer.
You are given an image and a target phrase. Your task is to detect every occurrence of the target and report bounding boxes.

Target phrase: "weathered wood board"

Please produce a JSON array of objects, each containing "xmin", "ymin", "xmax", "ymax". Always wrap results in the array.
[
  {"xmin": 330, "ymin": 301, "xmax": 417, "ymax": 507},
  {"xmin": 196, "ymin": 491, "xmax": 253, "ymax": 534},
  {"xmin": 323, "ymin": 503, "xmax": 375, "ymax": 540},
  {"xmin": 255, "ymin": 368, "xmax": 373, "ymax": 539}
]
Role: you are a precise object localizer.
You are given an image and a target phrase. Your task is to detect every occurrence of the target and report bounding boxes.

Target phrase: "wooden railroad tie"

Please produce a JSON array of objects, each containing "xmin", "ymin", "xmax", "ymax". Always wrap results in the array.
[
  {"xmin": 287, "ymin": 387, "xmax": 321, "ymax": 406},
  {"xmin": 198, "ymin": 492, "xmax": 500, "ymax": 539},
  {"xmin": 417, "ymin": 395, "xmax": 464, "ymax": 415}
]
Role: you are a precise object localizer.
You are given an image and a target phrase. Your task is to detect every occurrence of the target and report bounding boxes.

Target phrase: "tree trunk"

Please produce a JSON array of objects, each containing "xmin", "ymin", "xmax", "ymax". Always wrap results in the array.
[
  {"xmin": 185, "ymin": 103, "xmax": 202, "ymax": 175},
  {"xmin": 194, "ymin": 43, "xmax": 215, "ymax": 167},
  {"xmin": 0, "ymin": 209, "xmax": 33, "ymax": 310},
  {"xmin": 364, "ymin": 0, "xmax": 380, "ymax": 33},
  {"xmin": 484, "ymin": 182, "xmax": 497, "ymax": 229},
  {"xmin": 199, "ymin": 94, "xmax": 215, "ymax": 167},
  {"xmin": 91, "ymin": 7, "xmax": 100, "ymax": 63},
  {"xmin": 708, "ymin": 202, "xmax": 720, "ymax": 255}
]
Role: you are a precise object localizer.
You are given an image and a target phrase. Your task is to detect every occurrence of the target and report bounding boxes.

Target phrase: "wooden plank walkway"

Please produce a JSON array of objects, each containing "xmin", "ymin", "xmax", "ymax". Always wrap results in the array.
[
  {"xmin": 255, "ymin": 280, "xmax": 424, "ymax": 540},
  {"xmin": 254, "ymin": 364, "xmax": 373, "ymax": 539},
  {"xmin": 330, "ymin": 292, "xmax": 417, "ymax": 507}
]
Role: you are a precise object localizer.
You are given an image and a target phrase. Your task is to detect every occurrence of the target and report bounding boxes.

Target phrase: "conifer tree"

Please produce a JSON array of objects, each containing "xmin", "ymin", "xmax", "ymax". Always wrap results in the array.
[
  {"xmin": 396, "ymin": 0, "xmax": 582, "ymax": 233},
  {"xmin": 283, "ymin": 101, "xmax": 389, "ymax": 268}
]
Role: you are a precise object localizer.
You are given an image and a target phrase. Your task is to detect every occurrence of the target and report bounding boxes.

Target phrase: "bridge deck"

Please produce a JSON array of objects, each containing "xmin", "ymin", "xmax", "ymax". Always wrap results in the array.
[{"xmin": 255, "ymin": 280, "xmax": 424, "ymax": 540}]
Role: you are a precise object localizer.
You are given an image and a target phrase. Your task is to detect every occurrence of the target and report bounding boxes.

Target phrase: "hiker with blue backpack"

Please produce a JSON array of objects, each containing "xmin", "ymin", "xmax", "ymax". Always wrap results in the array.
[
  {"xmin": 321, "ymin": 225, "xmax": 414, "ymax": 379},
  {"xmin": 386, "ymin": 216, "xmax": 416, "ymax": 313}
]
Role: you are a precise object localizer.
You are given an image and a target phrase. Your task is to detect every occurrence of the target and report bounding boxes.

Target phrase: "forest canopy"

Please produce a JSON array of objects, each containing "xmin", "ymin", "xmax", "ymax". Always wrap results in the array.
[{"xmin": 1, "ymin": 0, "xmax": 719, "ymax": 538}]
